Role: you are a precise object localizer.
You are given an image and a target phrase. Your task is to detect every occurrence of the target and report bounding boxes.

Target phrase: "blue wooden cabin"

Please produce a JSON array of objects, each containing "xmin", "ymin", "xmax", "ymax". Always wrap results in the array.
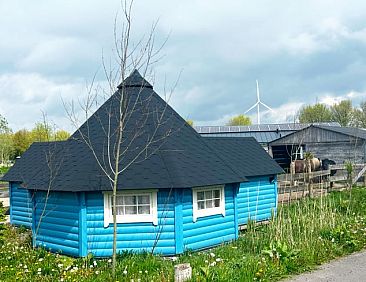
[{"xmin": 3, "ymin": 70, "xmax": 282, "ymax": 257}]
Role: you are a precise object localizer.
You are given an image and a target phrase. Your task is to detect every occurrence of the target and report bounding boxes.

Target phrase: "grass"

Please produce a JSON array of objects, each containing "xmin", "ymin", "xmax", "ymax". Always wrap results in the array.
[
  {"xmin": 1, "ymin": 188, "xmax": 366, "ymax": 281},
  {"xmin": 0, "ymin": 166, "xmax": 10, "ymax": 175}
]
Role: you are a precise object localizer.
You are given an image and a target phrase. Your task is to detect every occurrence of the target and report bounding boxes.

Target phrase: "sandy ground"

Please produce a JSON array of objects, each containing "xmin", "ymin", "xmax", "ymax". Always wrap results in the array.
[{"xmin": 285, "ymin": 250, "xmax": 366, "ymax": 282}]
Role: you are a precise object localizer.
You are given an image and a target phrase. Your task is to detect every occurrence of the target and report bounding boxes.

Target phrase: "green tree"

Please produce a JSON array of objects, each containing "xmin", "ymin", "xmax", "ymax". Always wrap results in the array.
[
  {"xmin": 350, "ymin": 101, "xmax": 366, "ymax": 128},
  {"xmin": 330, "ymin": 100, "xmax": 353, "ymax": 126},
  {"xmin": 31, "ymin": 122, "xmax": 53, "ymax": 142},
  {"xmin": 0, "ymin": 114, "xmax": 13, "ymax": 165},
  {"xmin": 226, "ymin": 114, "xmax": 252, "ymax": 126},
  {"xmin": 186, "ymin": 120, "xmax": 194, "ymax": 127},
  {"xmin": 13, "ymin": 129, "xmax": 33, "ymax": 157},
  {"xmin": 298, "ymin": 103, "xmax": 332, "ymax": 123},
  {"xmin": 54, "ymin": 130, "xmax": 70, "ymax": 141}
]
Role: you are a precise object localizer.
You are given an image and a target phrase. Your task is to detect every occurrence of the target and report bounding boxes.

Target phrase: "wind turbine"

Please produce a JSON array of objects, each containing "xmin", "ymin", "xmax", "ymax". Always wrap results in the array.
[{"xmin": 245, "ymin": 80, "xmax": 273, "ymax": 124}]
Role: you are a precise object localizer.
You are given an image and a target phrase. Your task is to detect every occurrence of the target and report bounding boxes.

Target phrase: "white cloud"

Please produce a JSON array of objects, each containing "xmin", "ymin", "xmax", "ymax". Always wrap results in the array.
[{"xmin": 0, "ymin": 73, "xmax": 86, "ymax": 131}]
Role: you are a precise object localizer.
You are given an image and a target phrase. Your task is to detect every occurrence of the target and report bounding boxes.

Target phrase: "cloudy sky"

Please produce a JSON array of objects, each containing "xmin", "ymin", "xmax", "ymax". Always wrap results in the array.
[{"xmin": 2, "ymin": 1, "xmax": 366, "ymax": 132}]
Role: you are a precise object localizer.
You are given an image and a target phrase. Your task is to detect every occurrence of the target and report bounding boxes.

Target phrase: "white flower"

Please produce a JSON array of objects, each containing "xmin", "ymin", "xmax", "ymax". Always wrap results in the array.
[
  {"xmin": 37, "ymin": 268, "xmax": 41, "ymax": 272},
  {"xmin": 38, "ymin": 258, "xmax": 43, "ymax": 262},
  {"xmin": 209, "ymin": 262, "xmax": 216, "ymax": 267},
  {"xmin": 216, "ymin": 258, "xmax": 222, "ymax": 262},
  {"xmin": 210, "ymin": 252, "xmax": 216, "ymax": 257},
  {"xmin": 123, "ymin": 270, "xmax": 128, "ymax": 275},
  {"xmin": 331, "ymin": 238, "xmax": 335, "ymax": 243},
  {"xmin": 204, "ymin": 260, "xmax": 208, "ymax": 263},
  {"xmin": 139, "ymin": 271, "xmax": 142, "ymax": 274},
  {"xmin": 57, "ymin": 263, "xmax": 63, "ymax": 268},
  {"xmin": 93, "ymin": 260, "xmax": 97, "ymax": 266},
  {"xmin": 95, "ymin": 271, "xmax": 100, "ymax": 274},
  {"xmin": 145, "ymin": 270, "xmax": 148, "ymax": 273}
]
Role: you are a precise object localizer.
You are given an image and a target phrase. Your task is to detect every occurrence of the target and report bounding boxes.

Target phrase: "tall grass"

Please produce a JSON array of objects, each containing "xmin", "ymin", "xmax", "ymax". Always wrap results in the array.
[{"xmin": 1, "ymin": 189, "xmax": 366, "ymax": 281}]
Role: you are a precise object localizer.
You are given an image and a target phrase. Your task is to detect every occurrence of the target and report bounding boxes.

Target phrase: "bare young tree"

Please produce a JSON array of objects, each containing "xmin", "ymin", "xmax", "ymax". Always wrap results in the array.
[{"xmin": 64, "ymin": 0, "xmax": 176, "ymax": 275}]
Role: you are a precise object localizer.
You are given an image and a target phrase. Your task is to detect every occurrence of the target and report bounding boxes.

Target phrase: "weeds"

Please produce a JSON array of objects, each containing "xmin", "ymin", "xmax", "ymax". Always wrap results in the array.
[{"xmin": 1, "ymin": 188, "xmax": 366, "ymax": 281}]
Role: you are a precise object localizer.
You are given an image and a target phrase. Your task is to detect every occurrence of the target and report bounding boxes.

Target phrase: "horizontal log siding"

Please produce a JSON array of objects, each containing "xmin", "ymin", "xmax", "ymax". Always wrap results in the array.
[
  {"xmin": 86, "ymin": 189, "xmax": 176, "ymax": 257},
  {"xmin": 182, "ymin": 184, "xmax": 237, "ymax": 251},
  {"xmin": 237, "ymin": 176, "xmax": 277, "ymax": 225},
  {"xmin": 9, "ymin": 182, "xmax": 32, "ymax": 228},
  {"xmin": 34, "ymin": 191, "xmax": 80, "ymax": 257}
]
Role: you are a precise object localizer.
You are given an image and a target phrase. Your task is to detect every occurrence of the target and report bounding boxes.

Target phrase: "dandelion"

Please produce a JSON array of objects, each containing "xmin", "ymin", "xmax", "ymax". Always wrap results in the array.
[
  {"xmin": 139, "ymin": 271, "xmax": 142, "ymax": 274},
  {"xmin": 123, "ymin": 270, "xmax": 128, "ymax": 275},
  {"xmin": 95, "ymin": 271, "xmax": 100, "ymax": 274},
  {"xmin": 210, "ymin": 252, "xmax": 215, "ymax": 257},
  {"xmin": 204, "ymin": 260, "xmax": 208, "ymax": 263},
  {"xmin": 108, "ymin": 259, "xmax": 112, "ymax": 263},
  {"xmin": 145, "ymin": 270, "xmax": 148, "ymax": 273},
  {"xmin": 38, "ymin": 258, "xmax": 44, "ymax": 262},
  {"xmin": 93, "ymin": 260, "xmax": 97, "ymax": 266},
  {"xmin": 216, "ymin": 258, "xmax": 222, "ymax": 262},
  {"xmin": 209, "ymin": 262, "xmax": 216, "ymax": 267},
  {"xmin": 331, "ymin": 238, "xmax": 335, "ymax": 243},
  {"xmin": 37, "ymin": 268, "xmax": 41, "ymax": 272}
]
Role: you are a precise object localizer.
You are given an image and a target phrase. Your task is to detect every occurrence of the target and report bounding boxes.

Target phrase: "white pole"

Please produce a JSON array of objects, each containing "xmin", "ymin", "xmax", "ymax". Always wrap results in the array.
[{"xmin": 256, "ymin": 80, "xmax": 260, "ymax": 124}]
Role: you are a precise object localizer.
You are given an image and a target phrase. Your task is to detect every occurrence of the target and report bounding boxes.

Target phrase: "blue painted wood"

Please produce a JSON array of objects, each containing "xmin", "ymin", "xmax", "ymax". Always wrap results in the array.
[
  {"xmin": 174, "ymin": 189, "xmax": 184, "ymax": 254},
  {"xmin": 8, "ymin": 183, "xmax": 12, "ymax": 224},
  {"xmin": 237, "ymin": 176, "xmax": 277, "ymax": 225},
  {"xmin": 9, "ymin": 182, "xmax": 32, "ymax": 228},
  {"xmin": 233, "ymin": 184, "xmax": 239, "ymax": 240},
  {"xmin": 86, "ymin": 189, "xmax": 176, "ymax": 257},
  {"xmin": 79, "ymin": 192, "xmax": 87, "ymax": 257},
  {"xmin": 182, "ymin": 184, "xmax": 236, "ymax": 251},
  {"xmin": 33, "ymin": 191, "xmax": 80, "ymax": 257}
]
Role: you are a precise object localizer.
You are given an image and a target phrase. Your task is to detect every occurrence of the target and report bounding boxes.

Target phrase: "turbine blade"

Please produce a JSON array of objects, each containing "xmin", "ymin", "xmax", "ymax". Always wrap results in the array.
[
  {"xmin": 245, "ymin": 102, "xmax": 259, "ymax": 114},
  {"xmin": 256, "ymin": 80, "xmax": 260, "ymax": 102},
  {"xmin": 260, "ymin": 101, "xmax": 273, "ymax": 111}
]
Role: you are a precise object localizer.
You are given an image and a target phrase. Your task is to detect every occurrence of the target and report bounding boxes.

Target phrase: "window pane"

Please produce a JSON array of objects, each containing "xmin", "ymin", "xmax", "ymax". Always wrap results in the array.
[
  {"xmin": 125, "ymin": 206, "xmax": 137, "ymax": 215},
  {"xmin": 124, "ymin": 196, "xmax": 136, "ymax": 205},
  {"xmin": 197, "ymin": 191, "xmax": 204, "ymax": 201},
  {"xmin": 197, "ymin": 201, "xmax": 205, "ymax": 210},
  {"xmin": 138, "ymin": 205, "xmax": 150, "ymax": 214},
  {"xmin": 213, "ymin": 190, "xmax": 220, "ymax": 199},
  {"xmin": 206, "ymin": 199, "xmax": 213, "ymax": 208},
  {"xmin": 117, "ymin": 206, "xmax": 124, "ymax": 215},
  {"xmin": 116, "ymin": 196, "xmax": 124, "ymax": 205},
  {"xmin": 205, "ymin": 191, "xmax": 212, "ymax": 200},
  {"xmin": 214, "ymin": 199, "xmax": 220, "ymax": 207},
  {"xmin": 138, "ymin": 195, "xmax": 150, "ymax": 205}
]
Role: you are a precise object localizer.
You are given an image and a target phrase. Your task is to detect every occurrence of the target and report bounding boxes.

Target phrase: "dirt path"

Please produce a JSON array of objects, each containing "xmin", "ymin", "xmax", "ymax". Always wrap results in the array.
[{"xmin": 285, "ymin": 250, "xmax": 366, "ymax": 282}]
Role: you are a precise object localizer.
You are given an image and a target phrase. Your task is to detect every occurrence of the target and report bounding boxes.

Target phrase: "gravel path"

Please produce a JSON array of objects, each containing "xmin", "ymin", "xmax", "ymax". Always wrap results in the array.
[{"xmin": 285, "ymin": 250, "xmax": 366, "ymax": 282}]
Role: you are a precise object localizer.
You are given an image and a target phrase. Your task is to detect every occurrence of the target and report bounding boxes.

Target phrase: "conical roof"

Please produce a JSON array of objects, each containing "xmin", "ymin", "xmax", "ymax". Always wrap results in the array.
[{"xmin": 3, "ymin": 70, "xmax": 247, "ymax": 191}]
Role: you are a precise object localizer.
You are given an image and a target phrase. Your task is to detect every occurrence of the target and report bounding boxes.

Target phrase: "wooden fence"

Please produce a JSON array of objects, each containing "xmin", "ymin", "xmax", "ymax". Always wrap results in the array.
[{"xmin": 277, "ymin": 163, "xmax": 366, "ymax": 203}]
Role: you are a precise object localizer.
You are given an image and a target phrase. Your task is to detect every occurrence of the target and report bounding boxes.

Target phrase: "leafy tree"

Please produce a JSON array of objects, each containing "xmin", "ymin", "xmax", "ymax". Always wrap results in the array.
[
  {"xmin": 54, "ymin": 130, "xmax": 70, "ymax": 141},
  {"xmin": 186, "ymin": 120, "xmax": 194, "ymax": 126},
  {"xmin": 330, "ymin": 100, "xmax": 353, "ymax": 126},
  {"xmin": 298, "ymin": 103, "xmax": 332, "ymax": 123},
  {"xmin": 31, "ymin": 122, "xmax": 53, "ymax": 142},
  {"xmin": 12, "ymin": 129, "xmax": 33, "ymax": 157},
  {"xmin": 226, "ymin": 114, "xmax": 252, "ymax": 126},
  {"xmin": 0, "ymin": 114, "xmax": 13, "ymax": 165},
  {"xmin": 351, "ymin": 101, "xmax": 366, "ymax": 128}
]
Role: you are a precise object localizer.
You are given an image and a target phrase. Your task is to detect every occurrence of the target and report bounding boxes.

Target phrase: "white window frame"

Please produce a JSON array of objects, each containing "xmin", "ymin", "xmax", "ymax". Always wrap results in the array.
[
  {"xmin": 192, "ymin": 185, "xmax": 225, "ymax": 222},
  {"xmin": 103, "ymin": 189, "xmax": 158, "ymax": 228}
]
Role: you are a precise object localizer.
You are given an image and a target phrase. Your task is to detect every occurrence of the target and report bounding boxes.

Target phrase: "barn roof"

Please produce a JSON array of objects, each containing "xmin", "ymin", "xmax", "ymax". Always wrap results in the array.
[
  {"xmin": 195, "ymin": 122, "xmax": 341, "ymax": 144},
  {"xmin": 269, "ymin": 124, "xmax": 366, "ymax": 145},
  {"xmin": 3, "ymin": 70, "xmax": 248, "ymax": 191},
  {"xmin": 204, "ymin": 137, "xmax": 283, "ymax": 177},
  {"xmin": 316, "ymin": 125, "xmax": 366, "ymax": 140}
]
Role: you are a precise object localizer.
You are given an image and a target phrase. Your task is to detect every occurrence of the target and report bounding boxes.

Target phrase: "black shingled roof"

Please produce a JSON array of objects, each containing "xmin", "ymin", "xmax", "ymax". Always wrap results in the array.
[
  {"xmin": 204, "ymin": 137, "xmax": 284, "ymax": 177},
  {"xmin": 3, "ymin": 70, "xmax": 249, "ymax": 191}
]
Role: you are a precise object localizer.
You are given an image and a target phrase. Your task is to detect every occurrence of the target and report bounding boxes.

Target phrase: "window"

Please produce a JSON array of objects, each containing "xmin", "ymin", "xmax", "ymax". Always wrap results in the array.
[
  {"xmin": 192, "ymin": 185, "xmax": 225, "ymax": 222},
  {"xmin": 103, "ymin": 190, "xmax": 158, "ymax": 227}
]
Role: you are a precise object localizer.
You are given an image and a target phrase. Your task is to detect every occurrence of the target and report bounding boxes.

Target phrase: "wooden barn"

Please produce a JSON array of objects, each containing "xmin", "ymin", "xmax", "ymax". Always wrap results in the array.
[
  {"xmin": 269, "ymin": 124, "xmax": 366, "ymax": 170},
  {"xmin": 2, "ymin": 70, "xmax": 282, "ymax": 257}
]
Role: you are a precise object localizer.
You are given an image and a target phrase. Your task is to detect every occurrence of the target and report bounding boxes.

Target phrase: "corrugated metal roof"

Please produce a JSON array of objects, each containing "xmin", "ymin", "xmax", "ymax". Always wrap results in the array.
[
  {"xmin": 200, "ymin": 131, "xmax": 294, "ymax": 144},
  {"xmin": 194, "ymin": 122, "xmax": 340, "ymax": 134}
]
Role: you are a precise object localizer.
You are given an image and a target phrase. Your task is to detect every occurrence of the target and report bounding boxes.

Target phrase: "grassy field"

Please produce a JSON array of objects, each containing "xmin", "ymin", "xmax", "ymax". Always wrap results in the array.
[{"xmin": 1, "ymin": 188, "xmax": 366, "ymax": 281}]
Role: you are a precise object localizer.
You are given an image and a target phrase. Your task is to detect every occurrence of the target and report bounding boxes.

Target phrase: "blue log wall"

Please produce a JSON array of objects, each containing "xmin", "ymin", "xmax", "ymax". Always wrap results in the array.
[
  {"xmin": 9, "ymin": 182, "xmax": 32, "ymax": 228},
  {"xmin": 182, "ymin": 184, "xmax": 238, "ymax": 251},
  {"xmin": 86, "ymin": 189, "xmax": 176, "ymax": 257},
  {"xmin": 33, "ymin": 191, "xmax": 80, "ymax": 257},
  {"xmin": 237, "ymin": 176, "xmax": 277, "ymax": 225}
]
